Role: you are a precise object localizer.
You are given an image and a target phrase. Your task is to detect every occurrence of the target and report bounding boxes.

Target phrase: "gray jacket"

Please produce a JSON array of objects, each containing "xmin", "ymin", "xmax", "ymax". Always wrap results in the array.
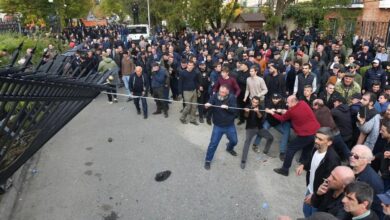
[{"xmin": 357, "ymin": 114, "xmax": 381, "ymax": 150}]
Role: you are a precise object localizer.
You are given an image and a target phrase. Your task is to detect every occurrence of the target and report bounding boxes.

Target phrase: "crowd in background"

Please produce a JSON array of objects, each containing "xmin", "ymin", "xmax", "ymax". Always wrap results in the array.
[{"xmin": 48, "ymin": 24, "xmax": 390, "ymax": 219}]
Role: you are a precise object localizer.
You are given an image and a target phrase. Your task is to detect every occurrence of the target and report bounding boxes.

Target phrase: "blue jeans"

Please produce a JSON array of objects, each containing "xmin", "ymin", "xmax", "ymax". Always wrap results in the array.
[
  {"xmin": 303, "ymin": 190, "xmax": 317, "ymax": 217},
  {"xmin": 134, "ymin": 97, "xmax": 148, "ymax": 116},
  {"xmin": 122, "ymin": 75, "xmax": 130, "ymax": 95},
  {"xmin": 254, "ymin": 121, "xmax": 291, "ymax": 154},
  {"xmin": 205, "ymin": 124, "xmax": 238, "ymax": 162}
]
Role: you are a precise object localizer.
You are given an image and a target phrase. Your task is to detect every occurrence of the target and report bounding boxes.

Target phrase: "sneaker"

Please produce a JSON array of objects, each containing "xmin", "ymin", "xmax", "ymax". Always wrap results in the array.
[
  {"xmin": 252, "ymin": 145, "xmax": 261, "ymax": 153},
  {"xmin": 240, "ymin": 161, "xmax": 246, "ymax": 169},
  {"xmin": 199, "ymin": 117, "xmax": 204, "ymax": 123},
  {"xmin": 273, "ymin": 168, "xmax": 289, "ymax": 176},
  {"xmin": 204, "ymin": 161, "xmax": 211, "ymax": 170},
  {"xmin": 279, "ymin": 153, "xmax": 285, "ymax": 161},
  {"xmin": 190, "ymin": 121, "xmax": 199, "ymax": 126},
  {"xmin": 108, "ymin": 101, "xmax": 113, "ymax": 104},
  {"xmin": 226, "ymin": 149, "xmax": 238, "ymax": 157},
  {"xmin": 113, "ymin": 98, "xmax": 118, "ymax": 103}
]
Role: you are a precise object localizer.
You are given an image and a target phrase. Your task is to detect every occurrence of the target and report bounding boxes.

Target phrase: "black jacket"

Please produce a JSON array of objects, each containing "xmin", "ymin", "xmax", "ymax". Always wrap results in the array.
[
  {"xmin": 304, "ymin": 147, "xmax": 341, "ymax": 194},
  {"xmin": 331, "ymin": 104, "xmax": 353, "ymax": 141},
  {"xmin": 208, "ymin": 93, "xmax": 238, "ymax": 127},
  {"xmin": 129, "ymin": 73, "xmax": 149, "ymax": 96},
  {"xmin": 311, "ymin": 190, "xmax": 351, "ymax": 220},
  {"xmin": 318, "ymin": 91, "xmax": 340, "ymax": 109}
]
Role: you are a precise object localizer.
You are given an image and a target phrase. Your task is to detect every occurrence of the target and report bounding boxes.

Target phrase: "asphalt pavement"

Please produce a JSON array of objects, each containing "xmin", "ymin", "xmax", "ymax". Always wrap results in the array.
[{"xmin": 1, "ymin": 89, "xmax": 306, "ymax": 220}]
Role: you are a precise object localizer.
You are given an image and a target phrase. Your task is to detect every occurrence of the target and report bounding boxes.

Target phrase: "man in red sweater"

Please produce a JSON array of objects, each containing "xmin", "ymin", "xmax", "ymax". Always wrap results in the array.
[
  {"xmin": 265, "ymin": 95, "xmax": 320, "ymax": 176},
  {"xmin": 213, "ymin": 66, "xmax": 241, "ymax": 97}
]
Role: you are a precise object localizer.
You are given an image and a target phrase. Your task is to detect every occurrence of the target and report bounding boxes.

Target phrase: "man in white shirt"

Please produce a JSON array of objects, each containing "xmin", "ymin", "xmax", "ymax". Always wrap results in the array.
[{"xmin": 296, "ymin": 127, "xmax": 341, "ymax": 217}]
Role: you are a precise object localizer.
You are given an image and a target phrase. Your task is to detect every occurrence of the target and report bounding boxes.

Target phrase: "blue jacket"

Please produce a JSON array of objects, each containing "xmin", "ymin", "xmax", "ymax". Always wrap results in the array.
[
  {"xmin": 364, "ymin": 66, "xmax": 386, "ymax": 90},
  {"xmin": 356, "ymin": 165, "xmax": 384, "ymax": 218},
  {"xmin": 151, "ymin": 68, "xmax": 167, "ymax": 88},
  {"xmin": 178, "ymin": 69, "xmax": 199, "ymax": 93},
  {"xmin": 208, "ymin": 93, "xmax": 238, "ymax": 127}
]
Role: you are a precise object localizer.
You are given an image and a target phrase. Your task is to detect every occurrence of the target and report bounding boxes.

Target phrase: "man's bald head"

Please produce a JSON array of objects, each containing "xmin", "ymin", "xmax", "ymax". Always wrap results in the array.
[
  {"xmin": 333, "ymin": 166, "xmax": 355, "ymax": 186},
  {"xmin": 135, "ymin": 66, "xmax": 143, "ymax": 76},
  {"xmin": 286, "ymin": 95, "xmax": 298, "ymax": 108}
]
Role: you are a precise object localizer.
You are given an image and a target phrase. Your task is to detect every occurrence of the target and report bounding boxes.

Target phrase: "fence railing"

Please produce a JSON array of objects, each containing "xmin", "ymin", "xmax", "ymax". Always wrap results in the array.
[{"xmin": 0, "ymin": 45, "xmax": 114, "ymax": 187}]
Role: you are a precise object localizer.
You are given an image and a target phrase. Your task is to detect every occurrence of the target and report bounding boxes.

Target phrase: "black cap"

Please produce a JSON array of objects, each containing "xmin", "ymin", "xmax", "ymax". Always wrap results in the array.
[
  {"xmin": 273, "ymin": 51, "xmax": 280, "ymax": 55},
  {"xmin": 272, "ymin": 93, "xmax": 282, "ymax": 99},
  {"xmin": 199, "ymin": 60, "xmax": 206, "ymax": 65},
  {"xmin": 384, "ymin": 85, "xmax": 390, "ymax": 91},
  {"xmin": 332, "ymin": 94, "xmax": 346, "ymax": 103},
  {"xmin": 351, "ymin": 93, "xmax": 362, "ymax": 100}
]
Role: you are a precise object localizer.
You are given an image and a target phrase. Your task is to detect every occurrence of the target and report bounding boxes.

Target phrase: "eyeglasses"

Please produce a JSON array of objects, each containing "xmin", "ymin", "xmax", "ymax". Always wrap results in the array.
[{"xmin": 349, "ymin": 152, "xmax": 364, "ymax": 160}]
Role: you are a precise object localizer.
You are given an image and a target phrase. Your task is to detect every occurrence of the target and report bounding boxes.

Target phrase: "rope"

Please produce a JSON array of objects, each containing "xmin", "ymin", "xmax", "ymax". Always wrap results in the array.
[{"xmin": 101, "ymin": 91, "xmax": 268, "ymax": 112}]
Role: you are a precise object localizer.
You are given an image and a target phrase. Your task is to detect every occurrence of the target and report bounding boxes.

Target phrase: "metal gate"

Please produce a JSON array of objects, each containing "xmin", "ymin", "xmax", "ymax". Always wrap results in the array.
[{"xmin": 0, "ymin": 45, "xmax": 114, "ymax": 185}]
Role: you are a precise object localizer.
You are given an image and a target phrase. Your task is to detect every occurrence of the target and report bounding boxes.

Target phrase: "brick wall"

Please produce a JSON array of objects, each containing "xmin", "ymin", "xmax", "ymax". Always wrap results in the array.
[{"xmin": 356, "ymin": 0, "xmax": 390, "ymax": 41}]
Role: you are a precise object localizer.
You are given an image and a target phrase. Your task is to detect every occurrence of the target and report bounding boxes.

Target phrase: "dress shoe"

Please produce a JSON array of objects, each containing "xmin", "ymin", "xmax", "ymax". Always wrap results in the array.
[
  {"xmin": 137, "ymin": 110, "xmax": 141, "ymax": 115},
  {"xmin": 199, "ymin": 117, "xmax": 204, "ymax": 123},
  {"xmin": 143, "ymin": 115, "xmax": 148, "ymax": 119},
  {"xmin": 152, "ymin": 111, "xmax": 162, "ymax": 115},
  {"xmin": 204, "ymin": 161, "xmax": 211, "ymax": 170},
  {"xmin": 240, "ymin": 161, "xmax": 246, "ymax": 169},
  {"xmin": 226, "ymin": 149, "xmax": 238, "ymax": 156},
  {"xmin": 273, "ymin": 168, "xmax": 289, "ymax": 176}
]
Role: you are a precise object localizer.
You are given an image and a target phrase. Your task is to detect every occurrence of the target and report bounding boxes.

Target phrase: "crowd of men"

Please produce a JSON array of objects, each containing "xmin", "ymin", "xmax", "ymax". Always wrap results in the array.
[{"xmin": 56, "ymin": 25, "xmax": 390, "ymax": 219}]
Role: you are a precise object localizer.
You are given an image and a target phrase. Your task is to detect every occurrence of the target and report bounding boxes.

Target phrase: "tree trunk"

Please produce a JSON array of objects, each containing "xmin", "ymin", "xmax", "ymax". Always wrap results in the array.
[
  {"xmin": 275, "ymin": 0, "xmax": 295, "ymax": 17},
  {"xmin": 220, "ymin": 0, "xmax": 238, "ymax": 31},
  {"xmin": 208, "ymin": 17, "xmax": 217, "ymax": 30}
]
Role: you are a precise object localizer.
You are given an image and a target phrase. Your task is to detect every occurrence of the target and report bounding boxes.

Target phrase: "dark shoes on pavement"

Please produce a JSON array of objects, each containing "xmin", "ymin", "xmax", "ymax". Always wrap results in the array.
[
  {"xmin": 144, "ymin": 115, "xmax": 148, "ymax": 119},
  {"xmin": 137, "ymin": 110, "xmax": 141, "ymax": 115},
  {"xmin": 152, "ymin": 111, "xmax": 162, "ymax": 115},
  {"xmin": 273, "ymin": 168, "xmax": 288, "ymax": 176},
  {"xmin": 226, "ymin": 149, "xmax": 238, "ymax": 157},
  {"xmin": 199, "ymin": 117, "xmax": 204, "ymax": 123},
  {"xmin": 240, "ymin": 161, "xmax": 246, "ymax": 169},
  {"xmin": 180, "ymin": 118, "xmax": 188, "ymax": 124},
  {"xmin": 164, "ymin": 112, "xmax": 168, "ymax": 118},
  {"xmin": 206, "ymin": 118, "xmax": 212, "ymax": 125},
  {"xmin": 204, "ymin": 161, "xmax": 211, "ymax": 170}
]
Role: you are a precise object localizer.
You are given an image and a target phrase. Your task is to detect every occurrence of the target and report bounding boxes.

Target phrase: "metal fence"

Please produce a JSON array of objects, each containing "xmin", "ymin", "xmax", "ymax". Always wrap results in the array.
[
  {"xmin": 357, "ymin": 20, "xmax": 390, "ymax": 46},
  {"xmin": 0, "ymin": 45, "xmax": 114, "ymax": 187}
]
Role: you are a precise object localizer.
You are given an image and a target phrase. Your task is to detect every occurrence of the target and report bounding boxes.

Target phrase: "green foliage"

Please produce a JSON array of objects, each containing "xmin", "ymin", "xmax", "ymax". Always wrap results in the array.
[
  {"xmin": 284, "ymin": 0, "xmax": 360, "ymax": 27},
  {"xmin": 264, "ymin": 15, "xmax": 282, "ymax": 32},
  {"xmin": 0, "ymin": 0, "xmax": 92, "ymax": 25},
  {"xmin": 0, "ymin": 33, "xmax": 68, "ymax": 66}
]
